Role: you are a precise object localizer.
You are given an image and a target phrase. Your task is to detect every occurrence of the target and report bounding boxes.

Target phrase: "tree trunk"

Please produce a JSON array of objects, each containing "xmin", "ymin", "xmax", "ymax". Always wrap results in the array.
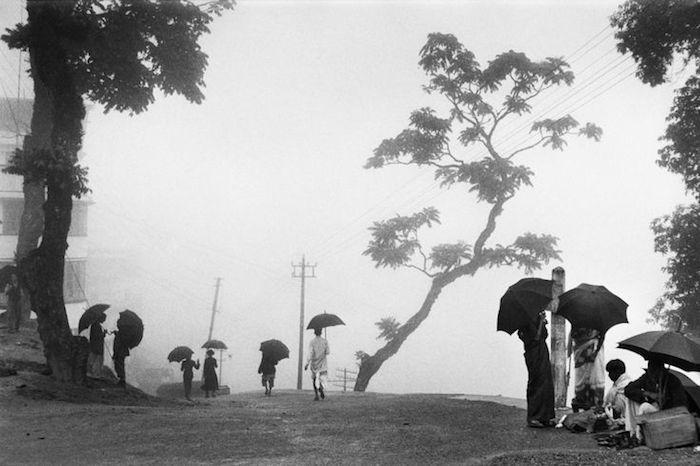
[
  {"xmin": 354, "ymin": 276, "xmax": 450, "ymax": 391},
  {"xmin": 15, "ymin": 48, "xmax": 51, "ymax": 324},
  {"xmin": 17, "ymin": 0, "xmax": 87, "ymax": 383}
]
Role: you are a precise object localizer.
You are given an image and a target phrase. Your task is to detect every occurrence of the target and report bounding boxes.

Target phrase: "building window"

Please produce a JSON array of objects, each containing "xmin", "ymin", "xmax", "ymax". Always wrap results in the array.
[
  {"xmin": 69, "ymin": 201, "xmax": 88, "ymax": 236},
  {"xmin": 64, "ymin": 260, "xmax": 86, "ymax": 304},
  {"xmin": 1, "ymin": 198, "xmax": 23, "ymax": 235}
]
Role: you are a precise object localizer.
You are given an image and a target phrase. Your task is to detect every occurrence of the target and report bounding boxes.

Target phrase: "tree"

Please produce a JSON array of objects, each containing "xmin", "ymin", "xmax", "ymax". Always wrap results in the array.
[
  {"xmin": 354, "ymin": 33, "xmax": 601, "ymax": 391},
  {"xmin": 611, "ymin": 0, "xmax": 700, "ymax": 333},
  {"xmin": 1, "ymin": 0, "xmax": 233, "ymax": 383}
]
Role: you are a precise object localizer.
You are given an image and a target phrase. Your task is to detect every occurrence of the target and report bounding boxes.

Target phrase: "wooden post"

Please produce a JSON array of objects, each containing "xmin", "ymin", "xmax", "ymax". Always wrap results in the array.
[{"xmin": 548, "ymin": 267, "xmax": 567, "ymax": 408}]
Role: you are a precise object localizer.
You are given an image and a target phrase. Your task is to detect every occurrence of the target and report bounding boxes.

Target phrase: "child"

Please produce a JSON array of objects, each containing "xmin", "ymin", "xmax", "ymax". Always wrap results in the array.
[{"xmin": 258, "ymin": 354, "xmax": 277, "ymax": 396}]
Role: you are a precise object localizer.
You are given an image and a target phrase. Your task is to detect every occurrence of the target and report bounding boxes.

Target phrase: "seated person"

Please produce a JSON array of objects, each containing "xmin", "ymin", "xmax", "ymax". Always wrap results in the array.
[
  {"xmin": 603, "ymin": 359, "xmax": 632, "ymax": 427},
  {"xmin": 623, "ymin": 356, "xmax": 688, "ymax": 439}
]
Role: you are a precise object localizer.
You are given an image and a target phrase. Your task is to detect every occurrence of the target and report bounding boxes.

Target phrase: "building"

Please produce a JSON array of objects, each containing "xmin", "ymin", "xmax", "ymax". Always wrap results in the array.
[{"xmin": 0, "ymin": 97, "xmax": 90, "ymax": 328}]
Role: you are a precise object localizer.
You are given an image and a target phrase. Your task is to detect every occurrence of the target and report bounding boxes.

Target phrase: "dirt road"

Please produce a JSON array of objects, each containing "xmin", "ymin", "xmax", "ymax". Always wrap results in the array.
[{"xmin": 2, "ymin": 379, "xmax": 698, "ymax": 465}]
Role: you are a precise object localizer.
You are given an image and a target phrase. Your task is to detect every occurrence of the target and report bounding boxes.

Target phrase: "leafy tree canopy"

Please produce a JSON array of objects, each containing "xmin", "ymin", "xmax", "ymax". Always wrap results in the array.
[
  {"xmin": 612, "ymin": 0, "xmax": 700, "ymax": 332},
  {"xmin": 3, "ymin": 0, "xmax": 234, "ymax": 114},
  {"xmin": 354, "ymin": 33, "xmax": 598, "ymax": 391}
]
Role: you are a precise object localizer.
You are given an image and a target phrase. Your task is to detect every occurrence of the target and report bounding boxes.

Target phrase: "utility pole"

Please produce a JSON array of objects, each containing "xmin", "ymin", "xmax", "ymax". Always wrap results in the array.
[
  {"xmin": 548, "ymin": 267, "xmax": 567, "ymax": 408},
  {"xmin": 207, "ymin": 277, "xmax": 222, "ymax": 342},
  {"xmin": 292, "ymin": 256, "xmax": 316, "ymax": 390}
]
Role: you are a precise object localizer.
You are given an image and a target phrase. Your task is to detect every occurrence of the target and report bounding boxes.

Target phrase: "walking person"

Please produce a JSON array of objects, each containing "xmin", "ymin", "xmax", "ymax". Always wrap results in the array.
[
  {"xmin": 258, "ymin": 353, "xmax": 277, "ymax": 396},
  {"xmin": 181, "ymin": 354, "xmax": 200, "ymax": 401},
  {"xmin": 202, "ymin": 349, "xmax": 219, "ymax": 398},
  {"xmin": 305, "ymin": 327, "xmax": 329, "ymax": 401},
  {"xmin": 87, "ymin": 314, "xmax": 107, "ymax": 378},
  {"xmin": 4, "ymin": 273, "xmax": 21, "ymax": 333},
  {"xmin": 518, "ymin": 311, "xmax": 555, "ymax": 428}
]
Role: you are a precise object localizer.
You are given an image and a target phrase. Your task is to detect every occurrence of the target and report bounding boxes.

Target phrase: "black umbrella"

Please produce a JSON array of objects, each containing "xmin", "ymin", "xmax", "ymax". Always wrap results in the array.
[
  {"xmin": 260, "ymin": 339, "xmax": 290, "ymax": 362},
  {"xmin": 668, "ymin": 369, "xmax": 700, "ymax": 413},
  {"xmin": 0, "ymin": 264, "xmax": 17, "ymax": 289},
  {"xmin": 497, "ymin": 278, "xmax": 553, "ymax": 335},
  {"xmin": 168, "ymin": 346, "xmax": 194, "ymax": 363},
  {"xmin": 116, "ymin": 309, "xmax": 143, "ymax": 349},
  {"xmin": 556, "ymin": 284, "xmax": 628, "ymax": 334},
  {"xmin": 307, "ymin": 313, "xmax": 345, "ymax": 330},
  {"xmin": 618, "ymin": 331, "xmax": 700, "ymax": 372},
  {"xmin": 78, "ymin": 303, "xmax": 111, "ymax": 333},
  {"xmin": 202, "ymin": 339, "xmax": 228, "ymax": 350}
]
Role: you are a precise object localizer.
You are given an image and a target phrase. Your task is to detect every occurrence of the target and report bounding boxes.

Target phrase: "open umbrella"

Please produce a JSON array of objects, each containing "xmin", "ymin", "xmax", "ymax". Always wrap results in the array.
[
  {"xmin": 307, "ymin": 313, "xmax": 345, "ymax": 330},
  {"xmin": 0, "ymin": 264, "xmax": 17, "ymax": 289},
  {"xmin": 202, "ymin": 339, "xmax": 228, "ymax": 350},
  {"xmin": 260, "ymin": 339, "xmax": 290, "ymax": 362},
  {"xmin": 116, "ymin": 309, "xmax": 143, "ymax": 349},
  {"xmin": 168, "ymin": 346, "xmax": 194, "ymax": 363},
  {"xmin": 497, "ymin": 278, "xmax": 553, "ymax": 334},
  {"xmin": 78, "ymin": 303, "xmax": 111, "ymax": 333},
  {"xmin": 618, "ymin": 331, "xmax": 700, "ymax": 372},
  {"xmin": 668, "ymin": 369, "xmax": 700, "ymax": 413},
  {"xmin": 556, "ymin": 284, "xmax": 628, "ymax": 334}
]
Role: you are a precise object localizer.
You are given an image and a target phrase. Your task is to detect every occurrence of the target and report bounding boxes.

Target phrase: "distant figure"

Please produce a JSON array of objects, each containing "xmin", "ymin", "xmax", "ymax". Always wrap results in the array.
[
  {"xmin": 87, "ymin": 314, "xmax": 107, "ymax": 378},
  {"xmin": 518, "ymin": 312, "xmax": 555, "ymax": 428},
  {"xmin": 305, "ymin": 327, "xmax": 329, "ymax": 401},
  {"xmin": 112, "ymin": 330, "xmax": 130, "ymax": 388},
  {"xmin": 4, "ymin": 273, "xmax": 21, "ymax": 333},
  {"xmin": 570, "ymin": 327, "xmax": 605, "ymax": 411},
  {"xmin": 624, "ymin": 356, "xmax": 688, "ymax": 439},
  {"xmin": 258, "ymin": 354, "xmax": 277, "ymax": 396},
  {"xmin": 201, "ymin": 349, "xmax": 219, "ymax": 397},
  {"xmin": 181, "ymin": 354, "xmax": 200, "ymax": 401},
  {"xmin": 603, "ymin": 359, "xmax": 632, "ymax": 429}
]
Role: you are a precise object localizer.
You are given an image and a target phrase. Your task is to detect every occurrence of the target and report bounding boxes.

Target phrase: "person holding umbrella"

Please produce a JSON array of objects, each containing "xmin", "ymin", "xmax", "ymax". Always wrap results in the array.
[
  {"xmin": 258, "ymin": 339, "xmax": 289, "ymax": 397},
  {"xmin": 88, "ymin": 313, "xmax": 107, "ymax": 378},
  {"xmin": 624, "ymin": 356, "xmax": 688, "ymax": 439},
  {"xmin": 518, "ymin": 311, "xmax": 555, "ymax": 428},
  {"xmin": 569, "ymin": 327, "xmax": 606, "ymax": 412},
  {"xmin": 258, "ymin": 354, "xmax": 277, "ymax": 396},
  {"xmin": 202, "ymin": 349, "xmax": 219, "ymax": 398},
  {"xmin": 305, "ymin": 327, "xmax": 330, "ymax": 401},
  {"xmin": 181, "ymin": 353, "xmax": 200, "ymax": 401},
  {"xmin": 112, "ymin": 329, "xmax": 130, "ymax": 388}
]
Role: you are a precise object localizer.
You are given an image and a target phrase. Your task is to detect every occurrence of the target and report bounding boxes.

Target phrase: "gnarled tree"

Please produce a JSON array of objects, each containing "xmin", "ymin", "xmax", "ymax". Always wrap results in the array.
[
  {"xmin": 354, "ymin": 33, "xmax": 601, "ymax": 391},
  {"xmin": 1, "ymin": 0, "xmax": 233, "ymax": 382},
  {"xmin": 611, "ymin": 0, "xmax": 700, "ymax": 333}
]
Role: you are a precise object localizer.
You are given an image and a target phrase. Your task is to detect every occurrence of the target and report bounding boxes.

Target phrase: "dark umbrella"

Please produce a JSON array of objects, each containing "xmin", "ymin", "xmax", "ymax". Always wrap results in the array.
[
  {"xmin": 497, "ymin": 278, "xmax": 553, "ymax": 335},
  {"xmin": 202, "ymin": 339, "xmax": 228, "ymax": 350},
  {"xmin": 668, "ymin": 369, "xmax": 700, "ymax": 413},
  {"xmin": 168, "ymin": 346, "xmax": 194, "ymax": 363},
  {"xmin": 78, "ymin": 303, "xmax": 111, "ymax": 333},
  {"xmin": 556, "ymin": 284, "xmax": 628, "ymax": 334},
  {"xmin": 116, "ymin": 309, "xmax": 144, "ymax": 349},
  {"xmin": 618, "ymin": 331, "xmax": 700, "ymax": 372},
  {"xmin": 0, "ymin": 264, "xmax": 17, "ymax": 289},
  {"xmin": 307, "ymin": 313, "xmax": 345, "ymax": 330},
  {"xmin": 260, "ymin": 339, "xmax": 290, "ymax": 362}
]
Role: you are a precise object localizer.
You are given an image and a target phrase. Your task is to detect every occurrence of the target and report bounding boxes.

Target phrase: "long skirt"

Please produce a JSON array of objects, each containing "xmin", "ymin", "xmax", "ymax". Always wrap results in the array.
[
  {"xmin": 524, "ymin": 341, "xmax": 555, "ymax": 424},
  {"xmin": 574, "ymin": 348, "xmax": 606, "ymax": 410}
]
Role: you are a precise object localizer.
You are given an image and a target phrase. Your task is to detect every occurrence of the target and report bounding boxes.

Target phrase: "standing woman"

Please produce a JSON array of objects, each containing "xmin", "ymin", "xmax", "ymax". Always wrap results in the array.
[
  {"xmin": 569, "ymin": 327, "xmax": 605, "ymax": 411},
  {"xmin": 202, "ymin": 349, "xmax": 219, "ymax": 398},
  {"xmin": 181, "ymin": 354, "xmax": 200, "ymax": 401},
  {"xmin": 518, "ymin": 311, "xmax": 555, "ymax": 428}
]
